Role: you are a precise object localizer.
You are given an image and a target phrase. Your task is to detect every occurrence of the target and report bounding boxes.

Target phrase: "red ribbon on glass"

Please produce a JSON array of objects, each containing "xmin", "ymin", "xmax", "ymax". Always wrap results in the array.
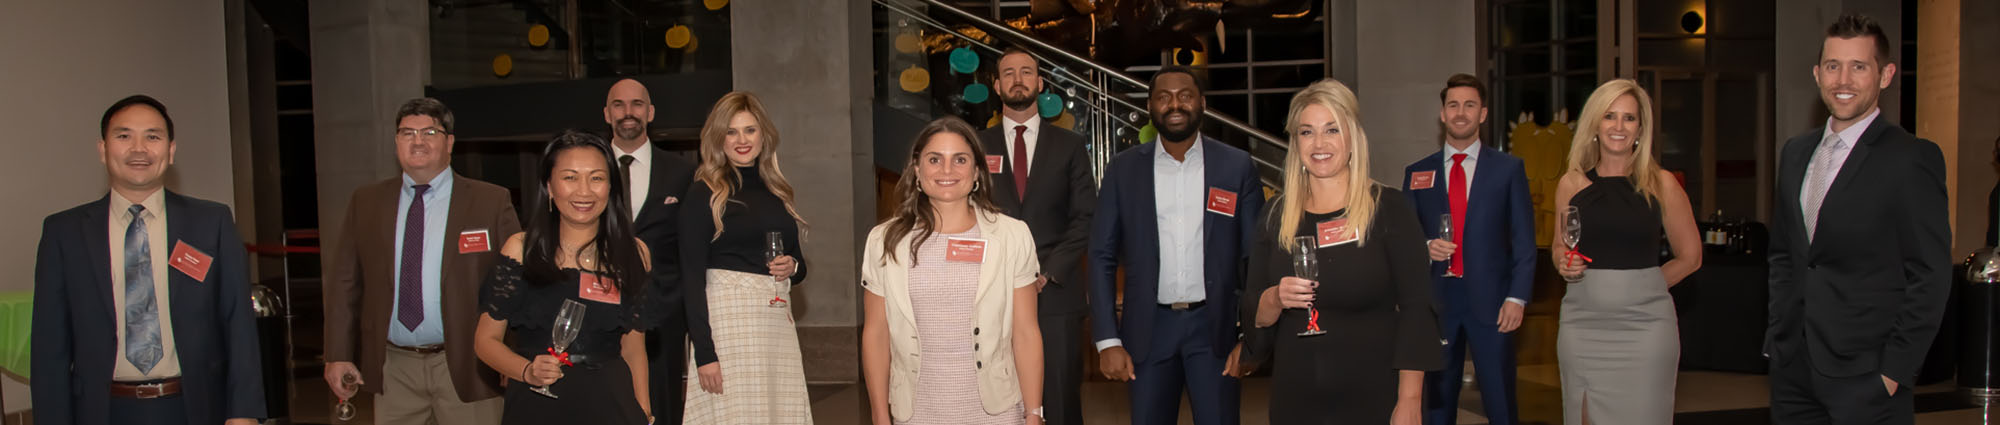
[
  {"xmin": 1564, "ymin": 249, "xmax": 1594, "ymax": 268},
  {"xmin": 547, "ymin": 347, "xmax": 573, "ymax": 367}
]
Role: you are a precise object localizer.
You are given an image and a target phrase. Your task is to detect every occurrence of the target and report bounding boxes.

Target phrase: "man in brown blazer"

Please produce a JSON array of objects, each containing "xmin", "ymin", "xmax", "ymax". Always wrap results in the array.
[{"xmin": 323, "ymin": 98, "xmax": 522, "ymax": 425}]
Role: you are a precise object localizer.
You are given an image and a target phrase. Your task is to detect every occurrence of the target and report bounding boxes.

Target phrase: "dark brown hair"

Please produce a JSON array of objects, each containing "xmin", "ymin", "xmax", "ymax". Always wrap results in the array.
[
  {"xmin": 878, "ymin": 116, "xmax": 1000, "ymax": 266},
  {"xmin": 1440, "ymin": 73, "xmax": 1486, "ymax": 104},
  {"xmin": 395, "ymin": 97, "xmax": 455, "ymax": 134},
  {"xmin": 1824, "ymin": 12, "xmax": 1893, "ymax": 66}
]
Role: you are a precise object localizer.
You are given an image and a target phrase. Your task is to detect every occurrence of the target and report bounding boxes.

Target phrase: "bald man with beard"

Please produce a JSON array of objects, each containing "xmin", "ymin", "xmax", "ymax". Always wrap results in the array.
[{"xmin": 605, "ymin": 78, "xmax": 700, "ymax": 423}]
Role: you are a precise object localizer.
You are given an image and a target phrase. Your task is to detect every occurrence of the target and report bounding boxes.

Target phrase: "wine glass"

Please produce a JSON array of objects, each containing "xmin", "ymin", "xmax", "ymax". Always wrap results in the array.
[
  {"xmin": 334, "ymin": 374, "xmax": 357, "ymax": 422},
  {"xmin": 1439, "ymin": 213, "xmax": 1460, "ymax": 277},
  {"xmin": 1293, "ymin": 236, "xmax": 1326, "ymax": 337},
  {"xmin": 531, "ymin": 299, "xmax": 587, "ymax": 398},
  {"xmin": 1563, "ymin": 206, "xmax": 1585, "ymax": 283},
  {"xmin": 766, "ymin": 231, "xmax": 790, "ymax": 308}
]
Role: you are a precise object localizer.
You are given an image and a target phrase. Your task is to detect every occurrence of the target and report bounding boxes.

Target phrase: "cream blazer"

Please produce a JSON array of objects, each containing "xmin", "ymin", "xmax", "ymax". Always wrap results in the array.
[{"xmin": 861, "ymin": 209, "xmax": 1041, "ymax": 421}]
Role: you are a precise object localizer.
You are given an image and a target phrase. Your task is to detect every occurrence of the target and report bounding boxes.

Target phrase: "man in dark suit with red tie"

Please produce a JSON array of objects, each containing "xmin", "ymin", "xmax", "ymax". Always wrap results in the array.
[
  {"xmin": 603, "ymin": 78, "xmax": 699, "ymax": 423},
  {"xmin": 977, "ymin": 47, "xmax": 1097, "ymax": 424},
  {"xmin": 1765, "ymin": 13, "xmax": 1949, "ymax": 424},
  {"xmin": 1402, "ymin": 74, "xmax": 1533, "ymax": 425},
  {"xmin": 33, "ymin": 95, "xmax": 266, "ymax": 425}
]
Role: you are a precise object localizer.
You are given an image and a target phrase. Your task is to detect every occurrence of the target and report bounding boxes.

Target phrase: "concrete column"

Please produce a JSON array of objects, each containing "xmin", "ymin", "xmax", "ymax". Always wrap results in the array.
[
  {"xmin": 1356, "ymin": 0, "xmax": 1477, "ymax": 184},
  {"xmin": 309, "ymin": 0, "xmax": 430, "ymax": 263},
  {"xmin": 729, "ymin": 0, "xmax": 874, "ymax": 385},
  {"xmin": 1926, "ymin": 0, "xmax": 2000, "ymax": 256}
]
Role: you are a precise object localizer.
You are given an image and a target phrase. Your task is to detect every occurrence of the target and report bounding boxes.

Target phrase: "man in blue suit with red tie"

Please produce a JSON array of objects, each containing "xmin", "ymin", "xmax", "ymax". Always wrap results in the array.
[
  {"xmin": 1401, "ymin": 74, "xmax": 1533, "ymax": 425},
  {"xmin": 1090, "ymin": 66, "xmax": 1264, "ymax": 425}
]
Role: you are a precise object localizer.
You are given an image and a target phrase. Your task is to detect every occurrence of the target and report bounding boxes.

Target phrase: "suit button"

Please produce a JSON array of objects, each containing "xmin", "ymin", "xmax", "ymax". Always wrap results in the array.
[
  {"xmin": 973, "ymin": 343, "xmax": 979, "ymax": 351},
  {"xmin": 973, "ymin": 328, "xmax": 980, "ymax": 335},
  {"xmin": 977, "ymin": 361, "xmax": 983, "ymax": 368}
]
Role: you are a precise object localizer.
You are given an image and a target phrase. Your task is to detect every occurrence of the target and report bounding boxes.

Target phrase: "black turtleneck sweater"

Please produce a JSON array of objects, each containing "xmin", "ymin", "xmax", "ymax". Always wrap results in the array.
[{"xmin": 679, "ymin": 165, "xmax": 808, "ymax": 366}]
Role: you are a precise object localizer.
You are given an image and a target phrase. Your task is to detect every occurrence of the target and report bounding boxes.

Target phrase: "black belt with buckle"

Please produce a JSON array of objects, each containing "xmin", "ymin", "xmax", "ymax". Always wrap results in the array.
[
  {"xmin": 1160, "ymin": 301, "xmax": 1207, "ymax": 311},
  {"xmin": 390, "ymin": 343, "xmax": 446, "ymax": 354},
  {"xmin": 109, "ymin": 377, "xmax": 182, "ymax": 399}
]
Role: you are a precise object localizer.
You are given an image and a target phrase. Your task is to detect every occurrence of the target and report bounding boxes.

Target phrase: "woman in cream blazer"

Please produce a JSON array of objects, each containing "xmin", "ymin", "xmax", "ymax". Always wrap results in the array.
[{"xmin": 861, "ymin": 117, "xmax": 1046, "ymax": 425}]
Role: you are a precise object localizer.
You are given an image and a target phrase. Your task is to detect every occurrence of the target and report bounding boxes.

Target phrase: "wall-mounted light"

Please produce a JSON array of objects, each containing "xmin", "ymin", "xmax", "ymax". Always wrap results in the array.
[{"xmin": 1681, "ymin": 10, "xmax": 1704, "ymax": 34}]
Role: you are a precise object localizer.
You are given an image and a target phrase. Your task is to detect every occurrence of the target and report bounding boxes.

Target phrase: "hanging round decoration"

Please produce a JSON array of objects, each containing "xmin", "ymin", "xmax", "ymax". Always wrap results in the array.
[
  {"xmin": 899, "ymin": 66, "xmax": 931, "ymax": 93},
  {"xmin": 527, "ymin": 24, "xmax": 550, "ymax": 47},
  {"xmin": 492, "ymin": 54, "xmax": 514, "ymax": 78},
  {"xmin": 665, "ymin": 25, "xmax": 693, "ymax": 49},
  {"xmin": 704, "ymin": 0, "xmax": 729, "ymax": 11},
  {"xmin": 949, "ymin": 47, "xmax": 979, "ymax": 74},
  {"xmin": 963, "ymin": 83, "xmax": 990, "ymax": 104},
  {"xmin": 1037, "ymin": 92, "xmax": 1063, "ymax": 118},
  {"xmin": 1051, "ymin": 110, "xmax": 1076, "ymax": 130},
  {"xmin": 1138, "ymin": 123, "xmax": 1157, "ymax": 144},
  {"xmin": 893, "ymin": 33, "xmax": 923, "ymax": 54}
]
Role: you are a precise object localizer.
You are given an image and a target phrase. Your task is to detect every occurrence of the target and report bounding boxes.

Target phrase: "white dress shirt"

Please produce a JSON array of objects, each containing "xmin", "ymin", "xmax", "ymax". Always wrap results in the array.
[
  {"xmin": 1098, "ymin": 135, "xmax": 1209, "ymax": 352},
  {"xmin": 1002, "ymin": 115, "xmax": 1042, "ymax": 174},
  {"xmin": 616, "ymin": 139, "xmax": 654, "ymax": 221}
]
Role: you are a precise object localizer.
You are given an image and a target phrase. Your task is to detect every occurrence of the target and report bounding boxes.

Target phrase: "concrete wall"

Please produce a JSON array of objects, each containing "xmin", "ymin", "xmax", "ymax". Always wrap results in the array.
[
  {"xmin": 309, "ymin": 0, "xmax": 431, "ymax": 274},
  {"xmin": 729, "ymin": 0, "xmax": 873, "ymax": 384},
  {"xmin": 0, "ymin": 0, "xmax": 239, "ymax": 414},
  {"xmin": 1356, "ymin": 0, "xmax": 1479, "ymax": 184}
]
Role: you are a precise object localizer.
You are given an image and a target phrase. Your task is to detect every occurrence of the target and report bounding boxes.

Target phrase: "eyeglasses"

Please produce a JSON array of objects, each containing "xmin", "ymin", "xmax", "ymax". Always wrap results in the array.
[{"xmin": 396, "ymin": 127, "xmax": 447, "ymax": 139}]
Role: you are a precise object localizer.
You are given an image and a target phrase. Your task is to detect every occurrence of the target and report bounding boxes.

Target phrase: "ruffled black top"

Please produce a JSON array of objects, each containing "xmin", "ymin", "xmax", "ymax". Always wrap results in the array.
[{"xmin": 480, "ymin": 258, "xmax": 662, "ymax": 358}]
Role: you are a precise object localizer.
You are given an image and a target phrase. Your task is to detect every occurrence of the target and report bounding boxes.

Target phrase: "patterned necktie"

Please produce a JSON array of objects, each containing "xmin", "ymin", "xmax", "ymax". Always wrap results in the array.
[
  {"xmin": 398, "ymin": 184, "xmax": 431, "ymax": 331},
  {"xmin": 1802, "ymin": 133, "xmax": 1845, "ymax": 243},
  {"xmin": 124, "ymin": 204, "xmax": 162, "ymax": 373},
  {"xmin": 1012, "ymin": 125, "xmax": 1029, "ymax": 202},
  {"xmin": 1448, "ymin": 153, "xmax": 1469, "ymax": 276}
]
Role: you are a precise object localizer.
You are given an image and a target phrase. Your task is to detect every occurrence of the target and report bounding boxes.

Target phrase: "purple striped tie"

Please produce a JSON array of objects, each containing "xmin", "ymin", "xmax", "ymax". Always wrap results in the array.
[{"xmin": 398, "ymin": 184, "xmax": 431, "ymax": 331}]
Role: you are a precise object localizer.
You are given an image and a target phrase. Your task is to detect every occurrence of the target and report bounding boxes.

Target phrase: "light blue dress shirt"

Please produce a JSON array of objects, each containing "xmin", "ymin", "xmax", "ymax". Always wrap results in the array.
[{"xmin": 389, "ymin": 169, "xmax": 453, "ymax": 347}]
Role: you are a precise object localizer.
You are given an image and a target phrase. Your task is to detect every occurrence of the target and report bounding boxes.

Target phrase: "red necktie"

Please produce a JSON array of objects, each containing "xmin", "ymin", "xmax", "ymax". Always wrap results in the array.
[
  {"xmin": 1012, "ymin": 125, "xmax": 1029, "ymax": 202},
  {"xmin": 1448, "ymin": 153, "xmax": 1468, "ymax": 276}
]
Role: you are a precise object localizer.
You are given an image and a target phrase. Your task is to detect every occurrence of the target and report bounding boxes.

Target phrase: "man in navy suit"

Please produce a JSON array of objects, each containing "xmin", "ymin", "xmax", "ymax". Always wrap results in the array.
[
  {"xmin": 33, "ymin": 95, "xmax": 266, "ymax": 425},
  {"xmin": 1089, "ymin": 66, "xmax": 1264, "ymax": 425},
  {"xmin": 1401, "ymin": 74, "xmax": 1532, "ymax": 425}
]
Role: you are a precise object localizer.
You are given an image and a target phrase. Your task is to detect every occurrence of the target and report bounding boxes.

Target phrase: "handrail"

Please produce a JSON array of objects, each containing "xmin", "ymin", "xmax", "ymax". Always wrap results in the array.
[{"xmin": 873, "ymin": 0, "xmax": 1289, "ymax": 173}]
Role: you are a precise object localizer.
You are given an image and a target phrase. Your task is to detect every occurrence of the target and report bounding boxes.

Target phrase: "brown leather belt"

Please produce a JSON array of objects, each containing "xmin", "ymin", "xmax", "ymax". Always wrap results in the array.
[
  {"xmin": 390, "ymin": 343, "xmax": 446, "ymax": 354},
  {"xmin": 1161, "ymin": 301, "xmax": 1208, "ymax": 311},
  {"xmin": 109, "ymin": 378, "xmax": 182, "ymax": 399}
]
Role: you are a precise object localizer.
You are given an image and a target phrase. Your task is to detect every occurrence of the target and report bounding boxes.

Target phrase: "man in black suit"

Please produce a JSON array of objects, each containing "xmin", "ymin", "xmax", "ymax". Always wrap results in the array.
[
  {"xmin": 606, "ymin": 78, "xmax": 699, "ymax": 423},
  {"xmin": 1765, "ymin": 12, "xmax": 1949, "ymax": 424},
  {"xmin": 976, "ymin": 47, "xmax": 1098, "ymax": 425},
  {"xmin": 33, "ymin": 95, "xmax": 266, "ymax": 425}
]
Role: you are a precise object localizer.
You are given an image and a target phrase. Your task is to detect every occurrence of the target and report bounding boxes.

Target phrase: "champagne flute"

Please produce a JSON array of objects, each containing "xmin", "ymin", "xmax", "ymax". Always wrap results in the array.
[
  {"xmin": 532, "ymin": 299, "xmax": 587, "ymax": 398},
  {"xmin": 1439, "ymin": 213, "xmax": 1460, "ymax": 277},
  {"xmin": 1293, "ymin": 236, "xmax": 1326, "ymax": 337},
  {"xmin": 1563, "ymin": 206, "xmax": 1585, "ymax": 283},
  {"xmin": 766, "ymin": 231, "xmax": 790, "ymax": 308},
  {"xmin": 334, "ymin": 374, "xmax": 357, "ymax": 422}
]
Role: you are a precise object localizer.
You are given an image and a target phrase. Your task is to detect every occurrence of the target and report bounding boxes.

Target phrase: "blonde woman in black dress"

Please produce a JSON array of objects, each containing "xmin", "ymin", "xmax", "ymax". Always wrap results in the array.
[
  {"xmin": 1550, "ymin": 79, "xmax": 1702, "ymax": 425},
  {"xmin": 1241, "ymin": 79, "xmax": 1441, "ymax": 424}
]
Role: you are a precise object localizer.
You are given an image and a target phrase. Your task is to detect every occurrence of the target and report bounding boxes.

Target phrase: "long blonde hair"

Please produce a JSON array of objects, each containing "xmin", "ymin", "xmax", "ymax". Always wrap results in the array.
[
  {"xmin": 1565, "ymin": 79, "xmax": 1663, "ymax": 205},
  {"xmin": 1276, "ymin": 79, "xmax": 1381, "ymax": 252},
  {"xmin": 695, "ymin": 91, "xmax": 808, "ymax": 239}
]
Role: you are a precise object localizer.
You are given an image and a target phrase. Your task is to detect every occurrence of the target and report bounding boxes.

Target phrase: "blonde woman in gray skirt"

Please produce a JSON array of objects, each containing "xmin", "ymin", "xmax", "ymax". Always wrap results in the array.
[{"xmin": 1549, "ymin": 79, "xmax": 1702, "ymax": 425}]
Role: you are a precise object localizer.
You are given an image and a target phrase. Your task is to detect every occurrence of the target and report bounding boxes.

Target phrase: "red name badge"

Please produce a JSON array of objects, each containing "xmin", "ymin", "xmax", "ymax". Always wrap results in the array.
[
  {"xmin": 169, "ymin": 241, "xmax": 214, "ymax": 282},
  {"xmin": 1317, "ymin": 218, "xmax": 1357, "ymax": 248},
  {"xmin": 579, "ymin": 272, "xmax": 621, "ymax": 304},
  {"xmin": 1410, "ymin": 171, "xmax": 1437, "ymax": 190},
  {"xmin": 986, "ymin": 155, "xmax": 1006, "ymax": 174},
  {"xmin": 945, "ymin": 237, "xmax": 987, "ymax": 263},
  {"xmin": 1206, "ymin": 188, "xmax": 1238, "ymax": 217},
  {"xmin": 458, "ymin": 229, "xmax": 491, "ymax": 254}
]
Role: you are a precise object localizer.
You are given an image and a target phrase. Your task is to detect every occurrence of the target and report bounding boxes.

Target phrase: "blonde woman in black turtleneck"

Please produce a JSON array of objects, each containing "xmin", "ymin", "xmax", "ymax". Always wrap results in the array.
[{"xmin": 677, "ymin": 92, "xmax": 814, "ymax": 424}]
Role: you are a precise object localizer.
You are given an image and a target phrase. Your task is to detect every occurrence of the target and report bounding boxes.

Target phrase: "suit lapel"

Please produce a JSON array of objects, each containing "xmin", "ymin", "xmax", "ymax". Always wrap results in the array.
[
  {"xmin": 441, "ymin": 174, "xmax": 474, "ymax": 321},
  {"xmin": 84, "ymin": 195, "xmax": 116, "ymax": 317},
  {"xmin": 1411, "ymin": 153, "xmax": 1446, "ymax": 220},
  {"xmin": 1824, "ymin": 120, "xmax": 1888, "ymax": 197},
  {"xmin": 1779, "ymin": 131, "xmax": 1816, "ymax": 252},
  {"xmin": 990, "ymin": 130, "xmax": 1026, "ymax": 210},
  {"xmin": 1466, "ymin": 149, "xmax": 1501, "ymax": 221},
  {"xmin": 1021, "ymin": 121, "xmax": 1064, "ymax": 208},
  {"xmin": 1134, "ymin": 143, "xmax": 1161, "ymax": 263},
  {"xmin": 635, "ymin": 146, "xmax": 673, "ymax": 222},
  {"xmin": 163, "ymin": 191, "xmax": 194, "ymax": 344}
]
